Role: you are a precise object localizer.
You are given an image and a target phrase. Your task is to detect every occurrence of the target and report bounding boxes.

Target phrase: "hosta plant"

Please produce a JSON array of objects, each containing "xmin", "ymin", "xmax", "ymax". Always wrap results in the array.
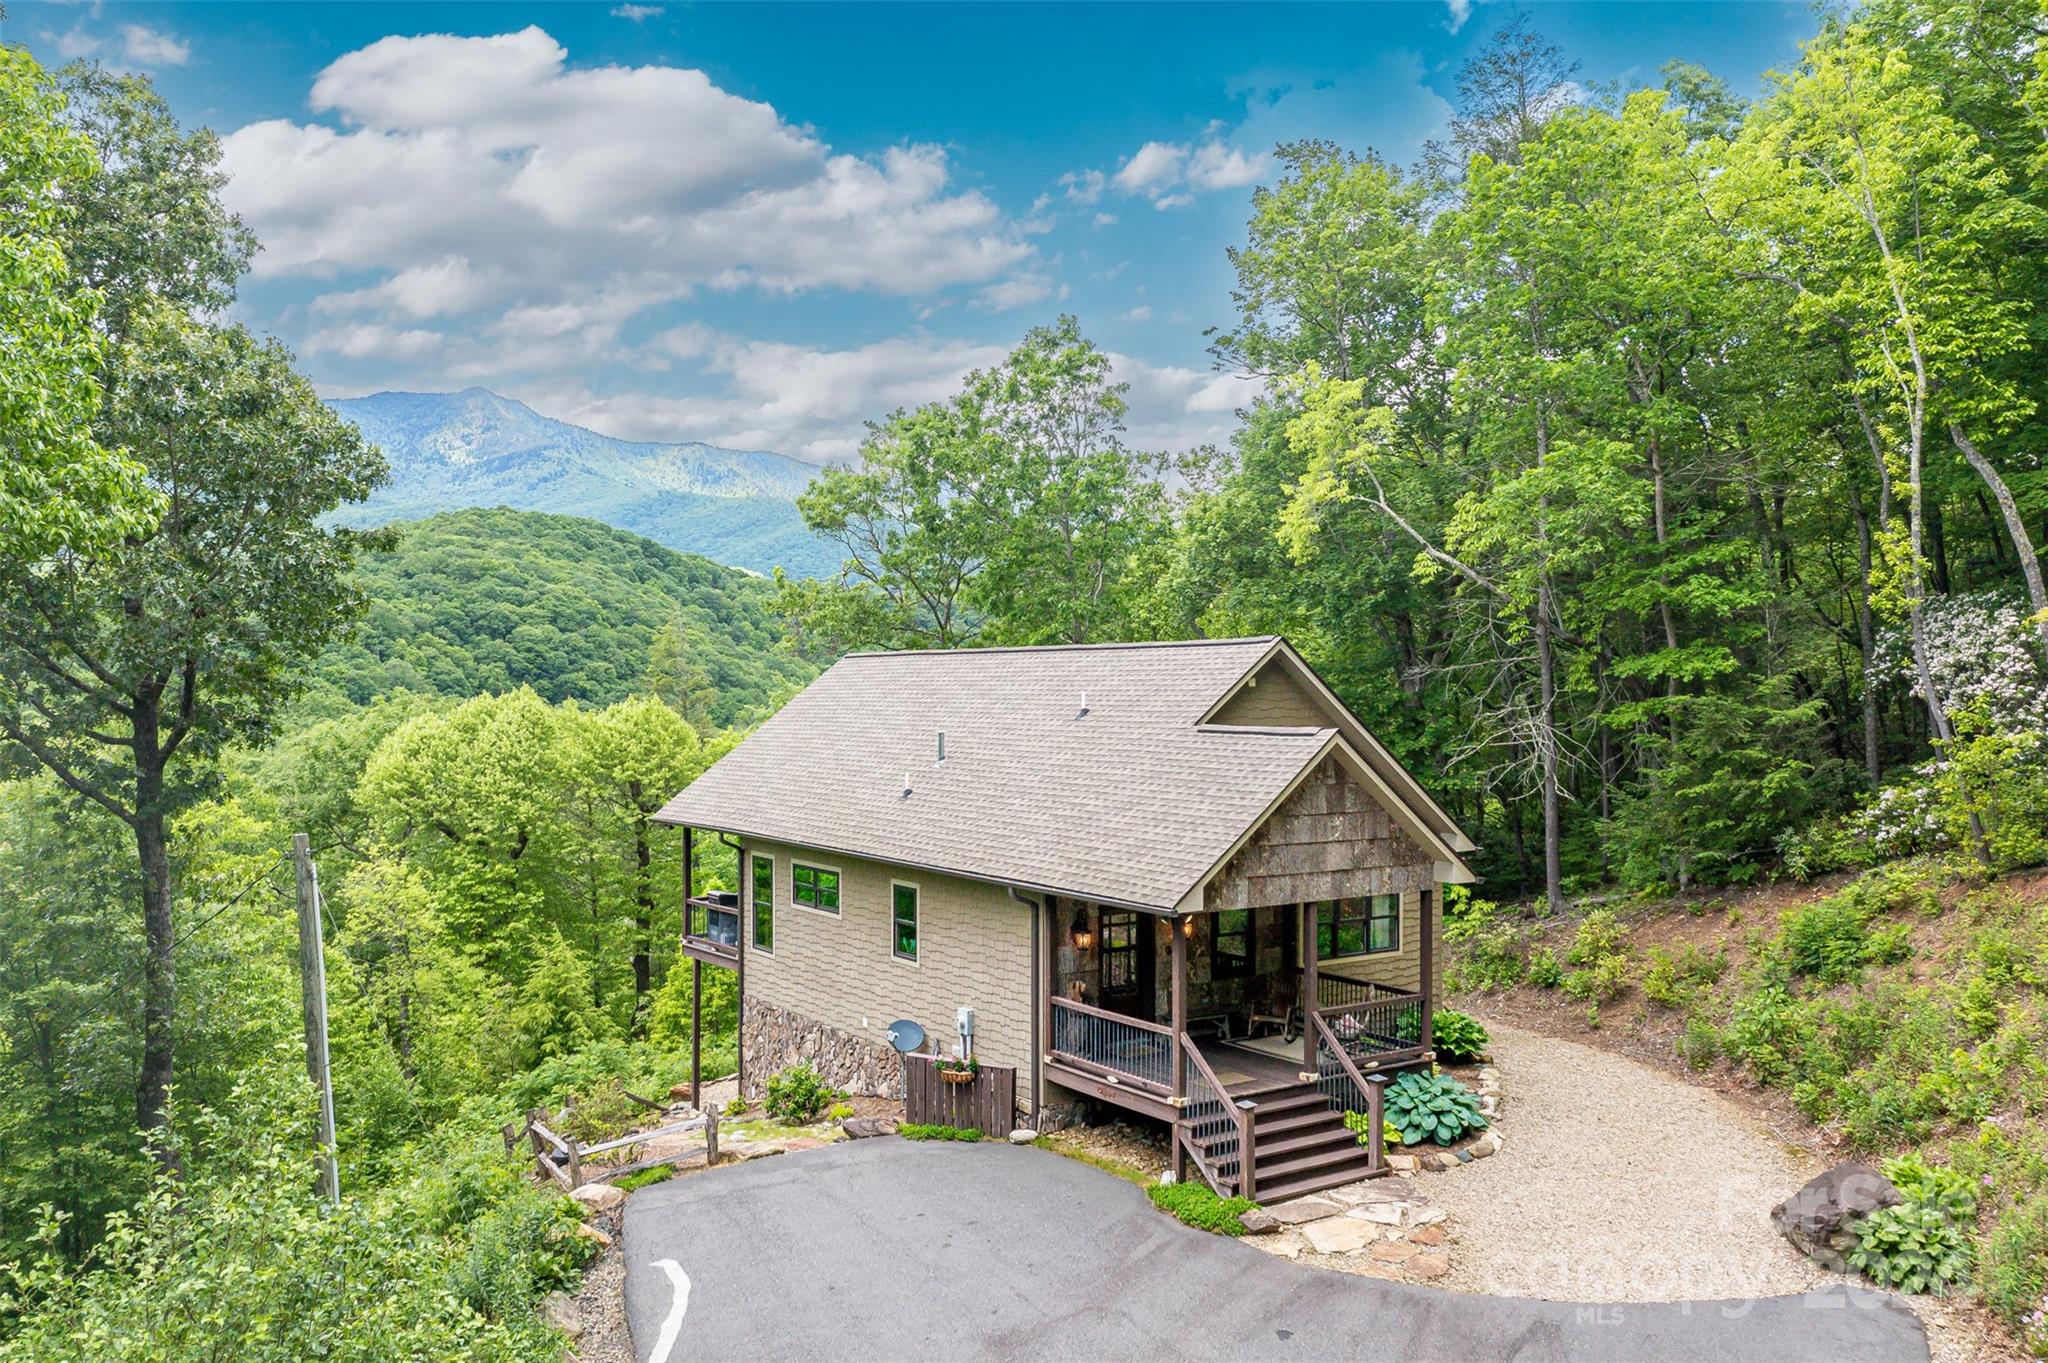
[
  {"xmin": 1430, "ymin": 1009, "xmax": 1490, "ymax": 1064},
  {"xmin": 1848, "ymin": 1201, "xmax": 1974, "ymax": 1296},
  {"xmin": 1382, "ymin": 1069, "xmax": 1488, "ymax": 1147}
]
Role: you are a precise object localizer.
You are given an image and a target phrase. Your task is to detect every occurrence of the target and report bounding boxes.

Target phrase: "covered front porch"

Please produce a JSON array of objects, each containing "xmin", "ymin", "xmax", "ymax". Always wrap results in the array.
[{"xmin": 1041, "ymin": 893, "xmax": 1434, "ymax": 1201}]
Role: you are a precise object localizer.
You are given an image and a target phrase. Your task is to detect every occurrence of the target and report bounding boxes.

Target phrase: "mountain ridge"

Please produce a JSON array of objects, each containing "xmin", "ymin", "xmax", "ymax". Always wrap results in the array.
[{"xmin": 325, "ymin": 387, "xmax": 839, "ymax": 578}]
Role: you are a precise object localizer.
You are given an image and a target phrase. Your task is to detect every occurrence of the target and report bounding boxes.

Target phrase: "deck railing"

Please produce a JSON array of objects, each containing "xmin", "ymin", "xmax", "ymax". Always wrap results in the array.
[
  {"xmin": 1311, "ymin": 1013, "xmax": 1386, "ymax": 1177},
  {"xmin": 1313, "ymin": 968, "xmax": 1411, "ymax": 1012},
  {"xmin": 1316, "ymin": 988, "xmax": 1427, "ymax": 1072},
  {"xmin": 1046, "ymin": 997, "xmax": 1172, "ymax": 1093},
  {"xmin": 684, "ymin": 895, "xmax": 741, "ymax": 957},
  {"xmin": 1179, "ymin": 1033, "xmax": 1252, "ymax": 1198}
]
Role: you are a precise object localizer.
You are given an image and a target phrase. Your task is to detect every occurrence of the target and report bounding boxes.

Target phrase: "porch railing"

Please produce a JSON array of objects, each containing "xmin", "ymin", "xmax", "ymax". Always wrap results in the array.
[
  {"xmin": 1315, "ymin": 988, "xmax": 1428, "ymax": 1072},
  {"xmin": 1313, "ymin": 968, "xmax": 1413, "ymax": 1012},
  {"xmin": 1179, "ymin": 1033, "xmax": 1253, "ymax": 1198},
  {"xmin": 1046, "ymin": 997, "xmax": 1172, "ymax": 1094},
  {"xmin": 1311, "ymin": 1013, "xmax": 1386, "ymax": 1177}
]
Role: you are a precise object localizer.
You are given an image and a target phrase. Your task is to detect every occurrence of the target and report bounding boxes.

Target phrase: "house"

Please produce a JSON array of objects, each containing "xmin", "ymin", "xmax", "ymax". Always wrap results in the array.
[{"xmin": 654, "ymin": 636, "xmax": 1476, "ymax": 1202}]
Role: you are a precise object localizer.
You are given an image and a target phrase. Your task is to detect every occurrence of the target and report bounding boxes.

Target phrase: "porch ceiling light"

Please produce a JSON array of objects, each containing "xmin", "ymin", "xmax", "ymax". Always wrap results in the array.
[{"xmin": 1069, "ymin": 907, "xmax": 1092, "ymax": 951}]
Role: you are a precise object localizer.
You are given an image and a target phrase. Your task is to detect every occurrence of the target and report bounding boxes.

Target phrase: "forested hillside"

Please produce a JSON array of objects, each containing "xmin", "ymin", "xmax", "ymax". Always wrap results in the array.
[{"xmin": 311, "ymin": 508, "xmax": 814, "ymax": 727}]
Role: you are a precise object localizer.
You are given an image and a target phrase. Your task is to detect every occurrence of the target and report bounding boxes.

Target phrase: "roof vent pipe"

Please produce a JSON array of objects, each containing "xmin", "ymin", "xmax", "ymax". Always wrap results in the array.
[
  {"xmin": 936, "ymin": 729, "xmax": 946, "ymax": 764},
  {"xmin": 901, "ymin": 772, "xmax": 912, "ymax": 798},
  {"xmin": 1077, "ymin": 690, "xmax": 1089, "ymax": 719}
]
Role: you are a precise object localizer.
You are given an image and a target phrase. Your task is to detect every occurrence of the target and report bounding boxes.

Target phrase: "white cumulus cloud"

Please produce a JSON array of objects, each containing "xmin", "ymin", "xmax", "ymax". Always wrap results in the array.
[{"xmin": 1101, "ymin": 134, "xmax": 1270, "ymax": 209}]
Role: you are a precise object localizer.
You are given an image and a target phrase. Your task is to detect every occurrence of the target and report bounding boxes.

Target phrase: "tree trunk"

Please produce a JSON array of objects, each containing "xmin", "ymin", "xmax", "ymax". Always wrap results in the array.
[
  {"xmin": 132, "ymin": 724, "xmax": 176, "ymax": 1165},
  {"xmin": 1851, "ymin": 488, "xmax": 1883, "ymax": 791},
  {"xmin": 1950, "ymin": 423, "xmax": 2048, "ymax": 659},
  {"xmin": 1534, "ymin": 585, "xmax": 1564, "ymax": 912}
]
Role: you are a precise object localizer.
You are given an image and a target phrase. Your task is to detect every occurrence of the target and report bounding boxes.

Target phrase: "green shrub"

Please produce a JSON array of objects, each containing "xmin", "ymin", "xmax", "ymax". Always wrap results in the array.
[
  {"xmin": 1527, "ymin": 947, "xmax": 1563, "ymax": 989},
  {"xmin": 1721, "ymin": 984, "xmax": 1807, "ymax": 1085},
  {"xmin": 1848, "ymin": 1200, "xmax": 1974, "ymax": 1296},
  {"xmin": 1341, "ymin": 1108, "xmax": 1403, "ymax": 1148},
  {"xmin": 1981, "ymin": 1197, "xmax": 2048, "ymax": 1336},
  {"xmin": 1562, "ymin": 953, "xmax": 1629, "ymax": 1003},
  {"xmin": 450, "ymin": 1194, "xmax": 598, "ymax": 1321},
  {"xmin": 1430, "ymin": 1009, "xmax": 1490, "ymax": 1064},
  {"xmin": 1382, "ymin": 1070, "xmax": 1488, "ymax": 1146},
  {"xmin": 1678, "ymin": 1014, "xmax": 1720, "ymax": 1070},
  {"xmin": 1147, "ymin": 1180, "xmax": 1257, "ymax": 1235},
  {"xmin": 1882, "ymin": 1154, "xmax": 1977, "ymax": 1222},
  {"xmin": 1564, "ymin": 910, "xmax": 1627, "ymax": 966},
  {"xmin": 1445, "ymin": 899, "xmax": 1530, "ymax": 991},
  {"xmin": 897, "ymin": 1123, "xmax": 983, "ymax": 1141},
  {"xmin": 1642, "ymin": 944, "xmax": 1726, "ymax": 1008},
  {"xmin": 826, "ymin": 1101, "xmax": 855, "ymax": 1122},
  {"xmin": 762, "ymin": 1063, "xmax": 840, "ymax": 1125},
  {"xmin": 1864, "ymin": 922, "xmax": 1914, "ymax": 967}
]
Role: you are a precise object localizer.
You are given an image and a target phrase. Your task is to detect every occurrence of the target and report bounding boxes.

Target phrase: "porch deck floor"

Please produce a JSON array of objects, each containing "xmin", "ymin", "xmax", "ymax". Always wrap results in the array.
[{"xmin": 1206, "ymin": 1039, "xmax": 1312, "ymax": 1096}]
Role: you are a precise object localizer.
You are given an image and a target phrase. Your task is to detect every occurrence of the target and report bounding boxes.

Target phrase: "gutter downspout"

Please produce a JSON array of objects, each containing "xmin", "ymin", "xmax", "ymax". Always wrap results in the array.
[{"xmin": 1008, "ymin": 885, "xmax": 1042, "ymax": 1125}]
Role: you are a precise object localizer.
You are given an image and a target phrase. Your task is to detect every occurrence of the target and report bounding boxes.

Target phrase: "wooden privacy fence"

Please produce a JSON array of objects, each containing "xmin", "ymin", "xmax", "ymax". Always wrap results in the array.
[
  {"xmin": 508, "ymin": 1105, "xmax": 721, "ymax": 1190},
  {"xmin": 903, "ymin": 1056, "xmax": 1017, "ymax": 1136}
]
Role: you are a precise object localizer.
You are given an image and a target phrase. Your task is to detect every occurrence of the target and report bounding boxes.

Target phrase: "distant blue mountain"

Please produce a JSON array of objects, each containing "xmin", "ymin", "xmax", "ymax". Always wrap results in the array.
[{"xmin": 326, "ymin": 388, "xmax": 839, "ymax": 578}]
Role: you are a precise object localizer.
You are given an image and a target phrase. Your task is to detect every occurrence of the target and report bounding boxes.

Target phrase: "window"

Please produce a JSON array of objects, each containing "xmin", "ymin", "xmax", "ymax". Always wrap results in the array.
[
  {"xmin": 751, "ymin": 854, "xmax": 774, "ymax": 952},
  {"xmin": 1316, "ymin": 894, "xmax": 1400, "ymax": 958},
  {"xmin": 891, "ymin": 883, "xmax": 919, "ymax": 961},
  {"xmin": 1213, "ymin": 909, "xmax": 1252, "ymax": 979},
  {"xmin": 792, "ymin": 863, "xmax": 840, "ymax": 914}
]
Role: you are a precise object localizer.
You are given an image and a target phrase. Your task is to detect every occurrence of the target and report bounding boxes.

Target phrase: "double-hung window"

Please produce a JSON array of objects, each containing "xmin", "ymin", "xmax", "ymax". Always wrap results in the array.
[
  {"xmin": 1315, "ymin": 893, "xmax": 1400, "ymax": 958},
  {"xmin": 1212, "ymin": 909, "xmax": 1252, "ymax": 979},
  {"xmin": 891, "ymin": 883, "xmax": 919, "ymax": 962},
  {"xmin": 792, "ymin": 863, "xmax": 840, "ymax": 914},
  {"xmin": 751, "ymin": 854, "xmax": 774, "ymax": 952}
]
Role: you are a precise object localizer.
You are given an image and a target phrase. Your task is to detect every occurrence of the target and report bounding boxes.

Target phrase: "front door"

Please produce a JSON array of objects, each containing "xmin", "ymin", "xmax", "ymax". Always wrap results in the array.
[{"xmin": 1097, "ymin": 909, "xmax": 1155, "ymax": 1022}]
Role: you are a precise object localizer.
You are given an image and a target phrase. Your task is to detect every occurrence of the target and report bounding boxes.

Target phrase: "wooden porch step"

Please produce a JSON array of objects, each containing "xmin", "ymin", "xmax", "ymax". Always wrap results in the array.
[
  {"xmin": 1251, "ymin": 1160, "xmax": 1380, "ymax": 1206},
  {"xmin": 1250, "ymin": 1125, "xmax": 1361, "ymax": 1162}
]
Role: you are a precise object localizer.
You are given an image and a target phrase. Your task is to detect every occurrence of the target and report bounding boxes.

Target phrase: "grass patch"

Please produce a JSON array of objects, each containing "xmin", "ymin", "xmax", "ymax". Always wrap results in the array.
[
  {"xmin": 1147, "ymin": 1181, "xmax": 1258, "ymax": 1235},
  {"xmin": 612, "ymin": 1165, "xmax": 673, "ymax": 1192},
  {"xmin": 897, "ymin": 1122, "xmax": 983, "ymax": 1142},
  {"xmin": 1030, "ymin": 1136, "xmax": 1152, "ymax": 1186}
]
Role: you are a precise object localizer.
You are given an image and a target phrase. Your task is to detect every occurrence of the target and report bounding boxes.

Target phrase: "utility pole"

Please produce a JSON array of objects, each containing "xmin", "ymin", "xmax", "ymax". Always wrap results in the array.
[{"xmin": 291, "ymin": 834, "xmax": 341, "ymax": 1204}]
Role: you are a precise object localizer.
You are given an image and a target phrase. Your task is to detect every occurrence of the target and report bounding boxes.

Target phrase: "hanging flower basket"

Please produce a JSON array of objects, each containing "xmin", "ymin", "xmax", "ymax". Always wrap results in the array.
[{"xmin": 939, "ymin": 1068, "xmax": 976, "ymax": 1085}]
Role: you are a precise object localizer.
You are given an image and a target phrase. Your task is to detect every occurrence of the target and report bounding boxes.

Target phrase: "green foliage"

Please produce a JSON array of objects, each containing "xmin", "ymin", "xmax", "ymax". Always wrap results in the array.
[
  {"xmin": 1562, "ymin": 954, "xmax": 1629, "ymax": 1004},
  {"xmin": 1146, "ymin": 1181, "xmax": 1258, "ymax": 1235},
  {"xmin": 1881, "ymin": 1154, "xmax": 1978, "ymax": 1223},
  {"xmin": 613, "ymin": 1165, "xmax": 673, "ymax": 1192},
  {"xmin": 1430, "ymin": 1009, "xmax": 1491, "ymax": 1064},
  {"xmin": 1848, "ymin": 1201, "xmax": 1974, "ymax": 1296},
  {"xmin": 0, "ymin": 1062, "xmax": 576, "ymax": 1361},
  {"xmin": 762, "ymin": 1063, "xmax": 840, "ymax": 1126},
  {"xmin": 777, "ymin": 317, "xmax": 1183, "ymax": 654},
  {"xmin": 1642, "ymin": 944, "xmax": 1726, "ymax": 1008},
  {"xmin": 313, "ymin": 509, "xmax": 812, "ymax": 723},
  {"xmin": 1678, "ymin": 1014, "xmax": 1720, "ymax": 1070},
  {"xmin": 1564, "ymin": 910, "xmax": 1628, "ymax": 966},
  {"xmin": 1442, "ymin": 896, "xmax": 1528, "ymax": 991},
  {"xmin": 1776, "ymin": 870, "xmax": 1931, "ymax": 983},
  {"xmin": 897, "ymin": 1123, "xmax": 984, "ymax": 1142},
  {"xmin": 1381, "ymin": 1069, "xmax": 1489, "ymax": 1147},
  {"xmin": 1342, "ymin": 1108, "xmax": 1404, "ymax": 1148},
  {"xmin": 0, "ymin": 49, "xmax": 156, "ymax": 568},
  {"xmin": 1981, "ymin": 1197, "xmax": 2048, "ymax": 1338},
  {"xmin": 1527, "ymin": 948, "xmax": 1563, "ymax": 989}
]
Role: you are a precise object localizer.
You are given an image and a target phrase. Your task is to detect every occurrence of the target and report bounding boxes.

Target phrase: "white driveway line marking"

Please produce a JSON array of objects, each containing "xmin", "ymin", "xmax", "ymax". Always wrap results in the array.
[{"xmin": 647, "ymin": 1259, "xmax": 691, "ymax": 1363}]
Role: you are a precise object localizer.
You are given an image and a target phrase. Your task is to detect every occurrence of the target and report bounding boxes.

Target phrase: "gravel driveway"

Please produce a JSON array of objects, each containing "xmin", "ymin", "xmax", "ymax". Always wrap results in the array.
[{"xmin": 1427, "ymin": 1022, "xmax": 1830, "ymax": 1302}]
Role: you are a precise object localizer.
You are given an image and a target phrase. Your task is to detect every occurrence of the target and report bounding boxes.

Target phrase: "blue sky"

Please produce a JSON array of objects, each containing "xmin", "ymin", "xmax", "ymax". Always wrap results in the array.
[{"xmin": 9, "ymin": 2, "xmax": 1816, "ymax": 461}]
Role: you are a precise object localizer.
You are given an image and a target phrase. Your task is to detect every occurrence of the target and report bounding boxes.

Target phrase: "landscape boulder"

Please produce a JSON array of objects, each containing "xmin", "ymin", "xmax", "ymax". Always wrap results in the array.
[
  {"xmin": 1237, "ymin": 1208, "xmax": 1280, "ymax": 1236},
  {"xmin": 842, "ymin": 1116, "xmax": 897, "ymax": 1139},
  {"xmin": 1770, "ymin": 1161, "xmax": 1900, "ymax": 1267},
  {"xmin": 570, "ymin": 1182, "xmax": 626, "ymax": 1214}
]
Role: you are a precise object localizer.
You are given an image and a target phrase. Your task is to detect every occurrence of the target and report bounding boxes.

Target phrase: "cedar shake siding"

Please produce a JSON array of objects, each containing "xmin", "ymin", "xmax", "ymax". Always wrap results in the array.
[
  {"xmin": 1206, "ymin": 659, "xmax": 1326, "ymax": 728},
  {"xmin": 738, "ymin": 837, "xmax": 1036, "ymax": 1107},
  {"xmin": 1206, "ymin": 759, "xmax": 1435, "ymax": 911}
]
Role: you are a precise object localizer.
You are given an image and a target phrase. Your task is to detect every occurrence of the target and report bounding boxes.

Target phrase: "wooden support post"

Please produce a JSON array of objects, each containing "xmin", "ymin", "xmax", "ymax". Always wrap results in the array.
[
  {"xmin": 1237, "ymin": 1101, "xmax": 1257, "ymax": 1202},
  {"xmin": 502, "ymin": 1122, "xmax": 519, "ymax": 1159},
  {"xmin": 290, "ymin": 834, "xmax": 341, "ymax": 1205},
  {"xmin": 1301, "ymin": 901, "xmax": 1319, "ymax": 1076},
  {"xmin": 1365, "ymin": 1073, "xmax": 1388, "ymax": 1176},
  {"xmin": 690, "ymin": 958, "xmax": 704, "ymax": 1109},
  {"xmin": 1170, "ymin": 913, "xmax": 1189, "ymax": 1184},
  {"xmin": 1419, "ymin": 886, "xmax": 1435, "ymax": 1057},
  {"xmin": 735, "ymin": 860, "xmax": 747, "ymax": 1099},
  {"xmin": 566, "ymin": 1134, "xmax": 584, "ymax": 1190}
]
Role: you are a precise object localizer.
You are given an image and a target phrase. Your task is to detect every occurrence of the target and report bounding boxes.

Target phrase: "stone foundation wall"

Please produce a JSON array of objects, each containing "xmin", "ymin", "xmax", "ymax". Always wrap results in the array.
[{"xmin": 742, "ymin": 997, "xmax": 904, "ymax": 1100}]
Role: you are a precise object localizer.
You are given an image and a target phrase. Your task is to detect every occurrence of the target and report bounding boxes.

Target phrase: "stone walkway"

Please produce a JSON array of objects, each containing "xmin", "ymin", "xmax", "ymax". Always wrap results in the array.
[{"xmin": 1422, "ymin": 1021, "xmax": 1829, "ymax": 1302}]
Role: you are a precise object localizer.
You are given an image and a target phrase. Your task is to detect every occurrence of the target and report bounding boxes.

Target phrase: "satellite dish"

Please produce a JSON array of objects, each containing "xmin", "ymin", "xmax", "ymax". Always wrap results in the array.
[{"xmin": 883, "ymin": 1019, "xmax": 925, "ymax": 1054}]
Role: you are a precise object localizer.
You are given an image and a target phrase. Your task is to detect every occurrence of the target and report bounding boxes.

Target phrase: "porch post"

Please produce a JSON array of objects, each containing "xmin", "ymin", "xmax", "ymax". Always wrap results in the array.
[
  {"xmin": 1419, "ymin": 885, "xmax": 1435, "ymax": 1058},
  {"xmin": 683, "ymin": 827, "xmax": 700, "ymax": 1107},
  {"xmin": 1170, "ymin": 913, "xmax": 1188, "ymax": 1184},
  {"xmin": 1301, "ymin": 901, "xmax": 1318, "ymax": 1075}
]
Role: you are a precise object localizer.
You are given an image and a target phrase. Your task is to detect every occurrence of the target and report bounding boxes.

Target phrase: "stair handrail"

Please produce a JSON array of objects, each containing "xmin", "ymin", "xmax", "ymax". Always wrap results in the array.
[
  {"xmin": 1179, "ymin": 1031, "xmax": 1255, "ymax": 1198},
  {"xmin": 1310, "ymin": 1011, "xmax": 1387, "ymax": 1177}
]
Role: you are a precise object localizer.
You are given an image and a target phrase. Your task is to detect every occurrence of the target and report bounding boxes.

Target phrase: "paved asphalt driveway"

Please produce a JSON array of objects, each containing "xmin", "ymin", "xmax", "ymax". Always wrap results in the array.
[{"xmin": 622, "ymin": 1139, "xmax": 1929, "ymax": 1363}]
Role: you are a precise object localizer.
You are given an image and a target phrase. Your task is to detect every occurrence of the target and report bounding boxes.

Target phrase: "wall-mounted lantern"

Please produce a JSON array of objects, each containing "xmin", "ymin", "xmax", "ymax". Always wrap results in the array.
[{"xmin": 1070, "ymin": 907, "xmax": 1093, "ymax": 952}]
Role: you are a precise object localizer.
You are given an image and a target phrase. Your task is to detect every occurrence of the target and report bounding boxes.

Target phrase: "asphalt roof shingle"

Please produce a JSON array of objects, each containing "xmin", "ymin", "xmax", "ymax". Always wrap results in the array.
[{"xmin": 653, "ymin": 637, "xmax": 1335, "ymax": 911}]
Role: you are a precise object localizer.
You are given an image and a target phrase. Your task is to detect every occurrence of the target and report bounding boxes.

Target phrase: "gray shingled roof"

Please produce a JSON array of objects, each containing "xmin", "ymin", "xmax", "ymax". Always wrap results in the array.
[{"xmin": 653, "ymin": 637, "xmax": 1340, "ymax": 911}]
